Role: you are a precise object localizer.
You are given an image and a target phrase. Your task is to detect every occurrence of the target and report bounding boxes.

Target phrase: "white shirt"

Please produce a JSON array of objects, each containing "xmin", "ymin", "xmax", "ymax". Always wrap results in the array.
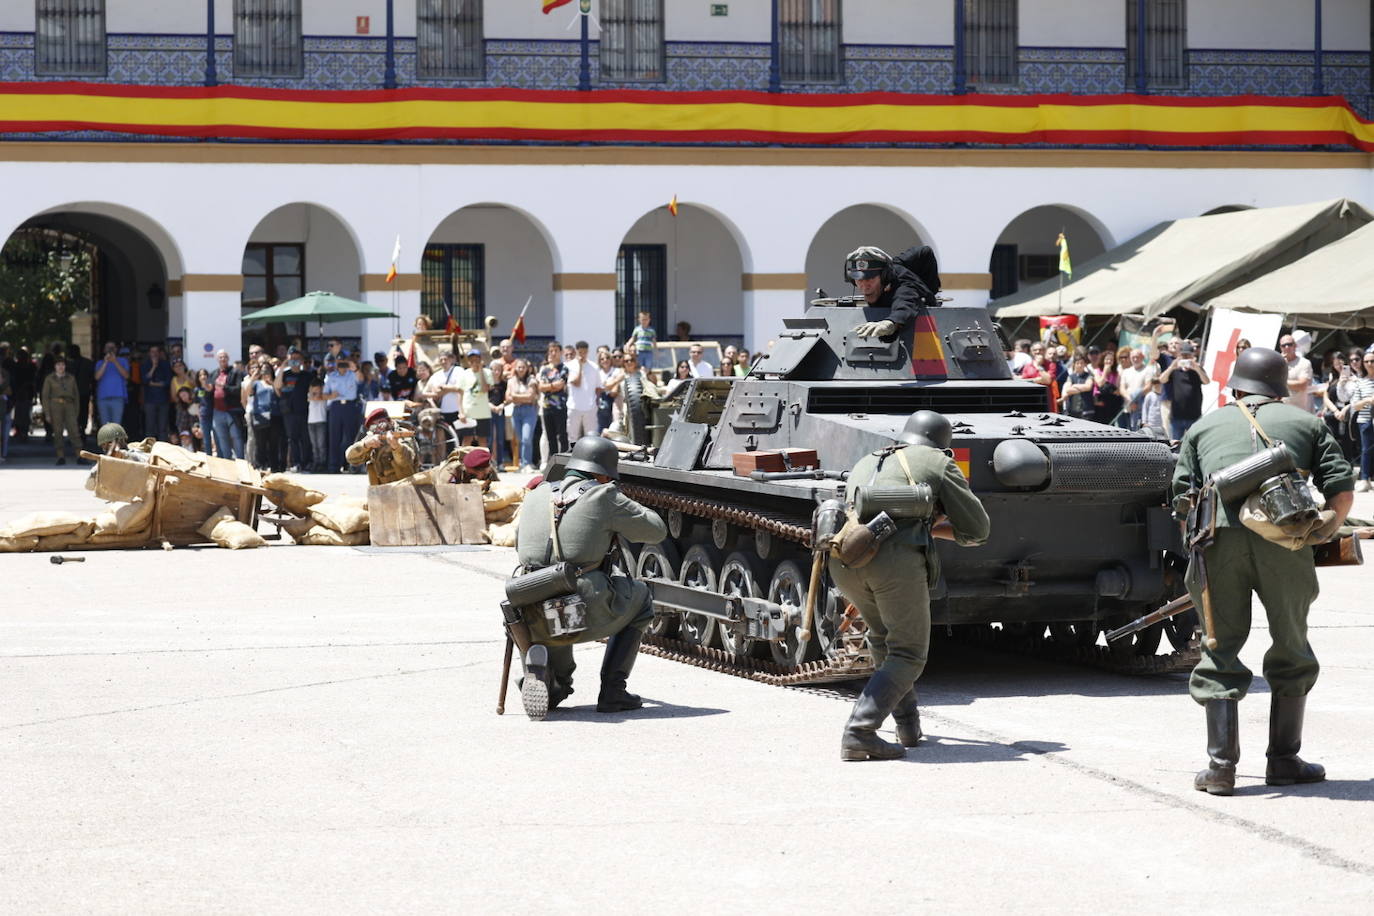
[
  {"xmin": 430, "ymin": 365, "xmax": 461, "ymax": 413},
  {"xmin": 1119, "ymin": 364, "xmax": 1156, "ymax": 405},
  {"xmin": 1284, "ymin": 355, "xmax": 1314, "ymax": 411},
  {"xmin": 1008, "ymin": 352, "xmax": 1031, "ymax": 373},
  {"xmin": 566, "ymin": 357, "xmax": 598, "ymax": 412},
  {"xmin": 688, "ymin": 358, "xmax": 714, "ymax": 379}
]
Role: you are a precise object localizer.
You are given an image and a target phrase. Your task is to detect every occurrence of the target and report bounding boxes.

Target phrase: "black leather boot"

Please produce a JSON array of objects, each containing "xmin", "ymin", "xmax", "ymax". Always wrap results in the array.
[
  {"xmin": 1265, "ymin": 694, "xmax": 1326, "ymax": 786},
  {"xmin": 521, "ymin": 645, "xmax": 553, "ymax": 721},
  {"xmin": 597, "ymin": 629, "xmax": 645, "ymax": 713},
  {"xmin": 893, "ymin": 688, "xmax": 923, "ymax": 747},
  {"xmin": 1194, "ymin": 698, "xmax": 1239, "ymax": 796},
  {"xmin": 841, "ymin": 670, "xmax": 907, "ymax": 761}
]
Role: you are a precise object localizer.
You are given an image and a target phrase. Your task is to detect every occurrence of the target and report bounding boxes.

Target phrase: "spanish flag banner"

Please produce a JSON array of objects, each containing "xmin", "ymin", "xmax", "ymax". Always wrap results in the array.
[
  {"xmin": 542, "ymin": 0, "xmax": 573, "ymax": 14},
  {"xmin": 667, "ymin": 194, "xmax": 678, "ymax": 216},
  {"xmin": 3, "ymin": 84, "xmax": 1374, "ymax": 149}
]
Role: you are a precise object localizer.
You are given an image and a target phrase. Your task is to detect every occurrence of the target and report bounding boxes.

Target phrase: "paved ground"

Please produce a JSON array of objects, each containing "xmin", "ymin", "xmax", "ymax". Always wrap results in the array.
[{"xmin": 3, "ymin": 443, "xmax": 1373, "ymax": 914}]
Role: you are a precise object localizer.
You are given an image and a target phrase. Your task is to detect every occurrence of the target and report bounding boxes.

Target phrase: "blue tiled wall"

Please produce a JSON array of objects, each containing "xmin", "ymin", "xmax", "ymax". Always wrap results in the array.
[{"xmin": 0, "ymin": 31, "xmax": 1367, "ymax": 135}]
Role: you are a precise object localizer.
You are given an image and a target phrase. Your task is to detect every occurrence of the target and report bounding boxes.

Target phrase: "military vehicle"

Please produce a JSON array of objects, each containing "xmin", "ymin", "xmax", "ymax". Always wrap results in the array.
[{"xmin": 552, "ymin": 297, "xmax": 1194, "ymax": 684}]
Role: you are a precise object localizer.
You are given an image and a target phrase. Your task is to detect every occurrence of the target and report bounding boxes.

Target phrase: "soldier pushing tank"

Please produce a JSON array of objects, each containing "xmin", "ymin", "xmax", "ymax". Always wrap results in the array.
[
  {"xmin": 829, "ymin": 410, "xmax": 990, "ymax": 761},
  {"xmin": 507, "ymin": 436, "xmax": 669, "ymax": 720},
  {"xmin": 1173, "ymin": 347, "xmax": 1354, "ymax": 796}
]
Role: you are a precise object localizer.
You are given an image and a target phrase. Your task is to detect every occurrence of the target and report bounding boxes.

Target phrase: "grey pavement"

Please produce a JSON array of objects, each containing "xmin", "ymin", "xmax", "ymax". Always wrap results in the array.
[{"xmin": 2, "ymin": 459, "xmax": 1373, "ymax": 914}]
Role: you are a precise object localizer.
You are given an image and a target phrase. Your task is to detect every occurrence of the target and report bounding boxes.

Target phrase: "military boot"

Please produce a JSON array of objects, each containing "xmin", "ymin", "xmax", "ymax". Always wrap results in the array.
[
  {"xmin": 1265, "ymin": 694, "xmax": 1326, "ymax": 786},
  {"xmin": 596, "ymin": 629, "xmax": 645, "ymax": 713},
  {"xmin": 841, "ymin": 670, "xmax": 907, "ymax": 761},
  {"xmin": 521, "ymin": 645, "xmax": 553, "ymax": 721},
  {"xmin": 1194, "ymin": 698, "xmax": 1239, "ymax": 796},
  {"xmin": 893, "ymin": 688, "xmax": 923, "ymax": 747}
]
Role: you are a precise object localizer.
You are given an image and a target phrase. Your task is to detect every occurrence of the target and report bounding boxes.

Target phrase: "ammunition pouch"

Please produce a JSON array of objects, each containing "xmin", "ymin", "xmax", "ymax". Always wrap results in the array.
[
  {"xmin": 833, "ymin": 510, "xmax": 898, "ymax": 569},
  {"xmin": 853, "ymin": 483, "xmax": 934, "ymax": 523}
]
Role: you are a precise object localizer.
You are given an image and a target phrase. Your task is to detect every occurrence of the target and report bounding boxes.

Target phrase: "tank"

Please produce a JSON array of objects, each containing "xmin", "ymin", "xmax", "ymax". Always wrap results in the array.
[{"xmin": 551, "ymin": 298, "xmax": 1195, "ymax": 682}]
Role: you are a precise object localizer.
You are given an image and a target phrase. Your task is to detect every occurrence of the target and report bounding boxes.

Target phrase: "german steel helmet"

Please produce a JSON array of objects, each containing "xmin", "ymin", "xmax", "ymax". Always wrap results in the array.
[
  {"xmin": 565, "ymin": 435, "xmax": 620, "ymax": 480},
  {"xmin": 96, "ymin": 423, "xmax": 129, "ymax": 448},
  {"xmin": 899, "ymin": 410, "xmax": 952, "ymax": 450},
  {"xmin": 1227, "ymin": 347, "xmax": 1289, "ymax": 400},
  {"xmin": 844, "ymin": 246, "xmax": 892, "ymax": 283}
]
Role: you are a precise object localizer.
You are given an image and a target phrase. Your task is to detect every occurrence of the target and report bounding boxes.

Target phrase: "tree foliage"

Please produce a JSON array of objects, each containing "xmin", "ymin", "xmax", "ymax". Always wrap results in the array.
[{"xmin": 0, "ymin": 230, "xmax": 93, "ymax": 349}]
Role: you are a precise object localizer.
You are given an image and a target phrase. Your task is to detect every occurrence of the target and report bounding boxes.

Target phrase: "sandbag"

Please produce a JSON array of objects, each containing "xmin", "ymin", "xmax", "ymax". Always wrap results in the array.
[
  {"xmin": 36, "ymin": 522, "xmax": 95, "ymax": 551},
  {"xmin": 197, "ymin": 506, "xmax": 266, "ymax": 550},
  {"xmin": 483, "ymin": 482, "xmax": 525, "ymax": 512},
  {"xmin": 2, "ymin": 511, "xmax": 87, "ymax": 539},
  {"xmin": 310, "ymin": 499, "xmax": 370, "ymax": 535},
  {"xmin": 295, "ymin": 524, "xmax": 370, "ymax": 547},
  {"xmin": 278, "ymin": 516, "xmax": 317, "ymax": 540},
  {"xmin": 91, "ymin": 499, "xmax": 155, "ymax": 536},
  {"xmin": 93, "ymin": 508, "xmax": 121, "ymax": 535},
  {"xmin": 0, "ymin": 535, "xmax": 40, "ymax": 553},
  {"xmin": 485, "ymin": 503, "xmax": 520, "ymax": 525},
  {"xmin": 488, "ymin": 521, "xmax": 518, "ymax": 548},
  {"xmin": 262, "ymin": 472, "xmax": 327, "ymax": 516}
]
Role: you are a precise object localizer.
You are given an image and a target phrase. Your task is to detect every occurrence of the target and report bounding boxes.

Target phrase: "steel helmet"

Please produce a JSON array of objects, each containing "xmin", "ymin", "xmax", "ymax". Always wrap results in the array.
[
  {"xmin": 96, "ymin": 423, "xmax": 128, "ymax": 448},
  {"xmin": 844, "ymin": 246, "xmax": 892, "ymax": 285},
  {"xmin": 565, "ymin": 435, "xmax": 620, "ymax": 480},
  {"xmin": 898, "ymin": 410, "xmax": 952, "ymax": 450},
  {"xmin": 1227, "ymin": 347, "xmax": 1288, "ymax": 400}
]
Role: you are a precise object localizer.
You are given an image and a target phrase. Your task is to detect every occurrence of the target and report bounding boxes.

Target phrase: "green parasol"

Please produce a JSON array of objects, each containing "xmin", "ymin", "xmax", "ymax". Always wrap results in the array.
[{"xmin": 240, "ymin": 290, "xmax": 399, "ymax": 350}]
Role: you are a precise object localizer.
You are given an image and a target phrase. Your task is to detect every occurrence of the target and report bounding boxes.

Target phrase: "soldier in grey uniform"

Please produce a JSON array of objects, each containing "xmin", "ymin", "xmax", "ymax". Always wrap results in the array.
[
  {"xmin": 515, "ymin": 435, "xmax": 669, "ymax": 719},
  {"xmin": 830, "ymin": 410, "xmax": 991, "ymax": 760},
  {"xmin": 1173, "ymin": 347, "xmax": 1354, "ymax": 795}
]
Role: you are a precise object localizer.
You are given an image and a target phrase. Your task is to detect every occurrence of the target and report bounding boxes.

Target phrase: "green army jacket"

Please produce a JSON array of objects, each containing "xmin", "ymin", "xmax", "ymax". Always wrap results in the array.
[
  {"xmin": 516, "ymin": 478, "xmax": 668, "ymax": 569},
  {"xmin": 849, "ymin": 443, "xmax": 991, "ymax": 551},
  {"xmin": 1172, "ymin": 395, "xmax": 1354, "ymax": 527}
]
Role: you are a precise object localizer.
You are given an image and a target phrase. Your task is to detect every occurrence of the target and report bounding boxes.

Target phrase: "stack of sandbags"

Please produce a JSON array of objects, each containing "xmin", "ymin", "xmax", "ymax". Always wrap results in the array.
[
  {"xmin": 197, "ymin": 506, "xmax": 267, "ymax": 550},
  {"xmin": 262, "ymin": 473, "xmax": 328, "ymax": 516},
  {"xmin": 0, "ymin": 511, "xmax": 90, "ymax": 553},
  {"xmin": 482, "ymin": 481, "xmax": 526, "ymax": 525},
  {"xmin": 278, "ymin": 495, "xmax": 371, "ymax": 547}
]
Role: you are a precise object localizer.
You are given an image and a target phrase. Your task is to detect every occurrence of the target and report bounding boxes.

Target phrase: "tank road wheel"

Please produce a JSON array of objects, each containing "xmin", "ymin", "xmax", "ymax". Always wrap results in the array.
[
  {"xmin": 637, "ymin": 542, "xmax": 681, "ymax": 638},
  {"xmin": 810, "ymin": 585, "xmax": 845, "ymax": 659},
  {"xmin": 767, "ymin": 559, "xmax": 821, "ymax": 667},
  {"xmin": 677, "ymin": 544, "xmax": 720, "ymax": 648},
  {"xmin": 711, "ymin": 519, "xmax": 739, "ymax": 551},
  {"xmin": 1048, "ymin": 621, "xmax": 1100, "ymax": 649},
  {"xmin": 717, "ymin": 551, "xmax": 764, "ymax": 657},
  {"xmin": 1161, "ymin": 555, "xmax": 1197, "ymax": 651}
]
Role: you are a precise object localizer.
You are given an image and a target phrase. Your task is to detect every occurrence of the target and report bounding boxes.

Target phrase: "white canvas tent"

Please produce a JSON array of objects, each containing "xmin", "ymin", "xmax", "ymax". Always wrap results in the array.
[
  {"xmin": 993, "ymin": 199, "xmax": 1374, "ymax": 321},
  {"xmin": 1208, "ymin": 219, "xmax": 1374, "ymax": 329}
]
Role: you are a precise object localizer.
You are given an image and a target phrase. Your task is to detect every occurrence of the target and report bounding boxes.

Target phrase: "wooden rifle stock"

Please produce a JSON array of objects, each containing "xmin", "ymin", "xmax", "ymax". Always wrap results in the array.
[{"xmin": 1313, "ymin": 534, "xmax": 1363, "ymax": 567}]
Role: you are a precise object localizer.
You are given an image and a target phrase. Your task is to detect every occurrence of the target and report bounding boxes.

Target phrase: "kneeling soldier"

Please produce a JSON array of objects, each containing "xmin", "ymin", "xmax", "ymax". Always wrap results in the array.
[
  {"xmin": 513, "ymin": 435, "xmax": 669, "ymax": 719},
  {"xmin": 829, "ymin": 410, "xmax": 990, "ymax": 760}
]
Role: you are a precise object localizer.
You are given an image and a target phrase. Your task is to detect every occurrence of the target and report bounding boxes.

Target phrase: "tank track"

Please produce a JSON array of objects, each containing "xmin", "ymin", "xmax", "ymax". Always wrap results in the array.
[{"xmin": 620, "ymin": 480, "xmax": 1200, "ymax": 680}]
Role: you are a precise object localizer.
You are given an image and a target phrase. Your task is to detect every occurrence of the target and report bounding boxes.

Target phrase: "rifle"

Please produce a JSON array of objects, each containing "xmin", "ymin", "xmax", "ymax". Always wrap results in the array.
[
  {"xmin": 1181, "ymin": 483, "xmax": 1221, "ymax": 651},
  {"xmin": 1105, "ymin": 592, "xmax": 1194, "ymax": 644},
  {"xmin": 1313, "ymin": 534, "xmax": 1363, "ymax": 567},
  {"xmin": 497, "ymin": 599, "xmax": 534, "ymax": 715}
]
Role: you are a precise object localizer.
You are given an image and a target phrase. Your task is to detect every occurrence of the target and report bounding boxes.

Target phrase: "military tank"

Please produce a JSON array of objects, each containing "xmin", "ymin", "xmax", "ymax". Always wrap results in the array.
[{"xmin": 550, "ymin": 297, "xmax": 1196, "ymax": 683}]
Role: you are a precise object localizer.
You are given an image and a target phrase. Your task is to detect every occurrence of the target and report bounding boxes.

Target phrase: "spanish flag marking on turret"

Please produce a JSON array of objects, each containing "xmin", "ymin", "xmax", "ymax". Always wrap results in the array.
[
  {"xmin": 910, "ymin": 314, "xmax": 946, "ymax": 377},
  {"xmin": 951, "ymin": 447, "xmax": 971, "ymax": 480}
]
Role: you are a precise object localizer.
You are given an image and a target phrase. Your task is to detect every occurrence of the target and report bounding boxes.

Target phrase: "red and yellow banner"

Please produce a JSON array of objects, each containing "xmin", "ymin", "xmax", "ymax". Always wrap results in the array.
[
  {"xmin": 910, "ymin": 314, "xmax": 947, "ymax": 378},
  {"xmin": 1, "ymin": 83, "xmax": 1373, "ymax": 148},
  {"xmin": 951, "ymin": 447, "xmax": 971, "ymax": 480}
]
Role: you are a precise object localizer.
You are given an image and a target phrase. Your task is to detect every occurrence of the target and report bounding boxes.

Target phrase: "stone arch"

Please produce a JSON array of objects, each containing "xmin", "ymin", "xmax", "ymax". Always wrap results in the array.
[
  {"xmin": 988, "ymin": 203, "xmax": 1113, "ymax": 300},
  {"xmin": 804, "ymin": 204, "xmax": 933, "ymax": 304},
  {"xmin": 617, "ymin": 201, "xmax": 748, "ymax": 349}
]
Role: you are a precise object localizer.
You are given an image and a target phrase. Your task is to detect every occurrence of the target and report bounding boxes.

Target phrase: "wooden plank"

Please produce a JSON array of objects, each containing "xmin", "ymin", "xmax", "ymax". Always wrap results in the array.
[{"xmin": 368, "ymin": 482, "xmax": 486, "ymax": 547}]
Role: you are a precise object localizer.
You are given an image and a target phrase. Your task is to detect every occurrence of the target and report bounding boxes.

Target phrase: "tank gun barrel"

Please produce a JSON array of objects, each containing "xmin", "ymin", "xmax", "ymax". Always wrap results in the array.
[{"xmin": 748, "ymin": 469, "xmax": 848, "ymax": 482}]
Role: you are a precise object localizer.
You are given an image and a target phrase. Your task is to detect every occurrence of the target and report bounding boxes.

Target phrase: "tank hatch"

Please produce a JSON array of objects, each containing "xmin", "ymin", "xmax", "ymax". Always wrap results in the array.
[{"xmin": 754, "ymin": 303, "xmax": 1011, "ymax": 383}]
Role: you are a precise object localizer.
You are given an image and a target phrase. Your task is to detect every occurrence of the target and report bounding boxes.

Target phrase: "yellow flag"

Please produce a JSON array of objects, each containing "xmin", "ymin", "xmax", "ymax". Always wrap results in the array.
[{"xmin": 1056, "ymin": 232, "xmax": 1072, "ymax": 278}]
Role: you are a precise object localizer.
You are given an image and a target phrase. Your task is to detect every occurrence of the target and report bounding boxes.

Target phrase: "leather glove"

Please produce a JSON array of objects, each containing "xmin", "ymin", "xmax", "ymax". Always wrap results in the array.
[{"xmin": 853, "ymin": 319, "xmax": 897, "ymax": 338}]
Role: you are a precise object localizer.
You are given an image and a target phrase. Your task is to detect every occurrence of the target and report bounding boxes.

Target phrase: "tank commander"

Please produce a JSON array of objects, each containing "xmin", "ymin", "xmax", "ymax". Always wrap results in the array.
[
  {"xmin": 829, "ymin": 410, "xmax": 990, "ymax": 760},
  {"xmin": 844, "ymin": 245, "xmax": 940, "ymax": 339},
  {"xmin": 514, "ymin": 436, "xmax": 669, "ymax": 720},
  {"xmin": 1173, "ymin": 347, "xmax": 1353, "ymax": 796},
  {"xmin": 345, "ymin": 408, "xmax": 418, "ymax": 485}
]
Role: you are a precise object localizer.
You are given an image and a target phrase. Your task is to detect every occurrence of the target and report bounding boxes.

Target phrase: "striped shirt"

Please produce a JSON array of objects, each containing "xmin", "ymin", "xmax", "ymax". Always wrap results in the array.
[{"xmin": 1348, "ymin": 376, "xmax": 1374, "ymax": 424}]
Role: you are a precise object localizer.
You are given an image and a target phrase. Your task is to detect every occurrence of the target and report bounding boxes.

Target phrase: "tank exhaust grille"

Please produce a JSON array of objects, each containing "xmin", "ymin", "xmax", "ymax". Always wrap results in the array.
[
  {"xmin": 1044, "ymin": 442, "xmax": 1174, "ymax": 493},
  {"xmin": 807, "ymin": 387, "xmax": 1049, "ymax": 414}
]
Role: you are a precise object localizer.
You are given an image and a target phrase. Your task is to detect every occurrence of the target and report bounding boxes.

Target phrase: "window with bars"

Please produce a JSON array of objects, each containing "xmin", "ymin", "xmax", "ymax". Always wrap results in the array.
[
  {"xmin": 234, "ymin": 0, "xmax": 303, "ymax": 78},
  {"xmin": 35, "ymin": 0, "xmax": 106, "ymax": 77},
  {"xmin": 417, "ymin": 0, "xmax": 484, "ymax": 80},
  {"xmin": 601, "ymin": 0, "xmax": 665, "ymax": 82},
  {"xmin": 615, "ymin": 245, "xmax": 666, "ymax": 344},
  {"xmin": 1126, "ymin": 0, "xmax": 1187, "ymax": 90},
  {"xmin": 421, "ymin": 244, "xmax": 484, "ymax": 331},
  {"xmin": 778, "ymin": 0, "xmax": 842, "ymax": 84},
  {"xmin": 965, "ymin": 0, "xmax": 1017, "ymax": 87}
]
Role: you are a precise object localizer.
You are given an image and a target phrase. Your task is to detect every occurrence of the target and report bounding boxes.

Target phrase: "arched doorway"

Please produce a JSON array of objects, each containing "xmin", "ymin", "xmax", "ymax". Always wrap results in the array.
[
  {"xmin": 422, "ymin": 204, "xmax": 556, "ymax": 359},
  {"xmin": 988, "ymin": 204, "xmax": 1111, "ymax": 300},
  {"xmin": 804, "ymin": 204, "xmax": 928, "ymax": 305},
  {"xmin": 617, "ymin": 202, "xmax": 745, "ymax": 353},
  {"xmin": 241, "ymin": 203, "xmax": 362, "ymax": 358}
]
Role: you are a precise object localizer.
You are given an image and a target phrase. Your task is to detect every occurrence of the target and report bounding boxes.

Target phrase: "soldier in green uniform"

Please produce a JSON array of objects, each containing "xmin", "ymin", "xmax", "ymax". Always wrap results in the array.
[
  {"xmin": 1173, "ymin": 347, "xmax": 1354, "ymax": 795},
  {"xmin": 830, "ymin": 410, "xmax": 991, "ymax": 761},
  {"xmin": 515, "ymin": 435, "xmax": 669, "ymax": 720},
  {"xmin": 40, "ymin": 356, "xmax": 83, "ymax": 465}
]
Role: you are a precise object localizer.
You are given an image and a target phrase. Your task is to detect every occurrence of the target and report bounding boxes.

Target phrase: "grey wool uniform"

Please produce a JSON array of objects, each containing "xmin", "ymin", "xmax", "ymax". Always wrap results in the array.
[
  {"xmin": 830, "ymin": 444, "xmax": 990, "ymax": 689},
  {"xmin": 1172, "ymin": 395, "xmax": 1354, "ymax": 703},
  {"xmin": 515, "ymin": 476, "xmax": 669, "ymax": 685}
]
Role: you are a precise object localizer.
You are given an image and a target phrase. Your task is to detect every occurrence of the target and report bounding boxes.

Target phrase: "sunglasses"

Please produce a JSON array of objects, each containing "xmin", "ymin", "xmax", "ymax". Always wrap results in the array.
[{"xmin": 1280, "ymin": 341, "xmax": 1296, "ymax": 347}]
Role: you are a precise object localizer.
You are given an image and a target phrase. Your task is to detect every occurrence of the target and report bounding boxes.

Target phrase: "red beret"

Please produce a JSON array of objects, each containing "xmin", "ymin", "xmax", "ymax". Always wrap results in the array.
[
  {"xmin": 462, "ymin": 447, "xmax": 492, "ymax": 470},
  {"xmin": 365, "ymin": 407, "xmax": 389, "ymax": 426},
  {"xmin": 526, "ymin": 474, "xmax": 544, "ymax": 490}
]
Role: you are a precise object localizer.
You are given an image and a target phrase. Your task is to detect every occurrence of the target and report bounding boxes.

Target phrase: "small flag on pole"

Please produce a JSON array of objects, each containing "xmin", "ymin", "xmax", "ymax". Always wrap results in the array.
[
  {"xmin": 542, "ymin": 0, "xmax": 573, "ymax": 13},
  {"xmin": 385, "ymin": 235, "xmax": 400, "ymax": 284},
  {"xmin": 511, "ymin": 296, "xmax": 532, "ymax": 344},
  {"xmin": 668, "ymin": 194, "xmax": 679, "ymax": 217},
  {"xmin": 1056, "ymin": 232, "xmax": 1072, "ymax": 278},
  {"xmin": 442, "ymin": 299, "xmax": 461, "ymax": 335}
]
